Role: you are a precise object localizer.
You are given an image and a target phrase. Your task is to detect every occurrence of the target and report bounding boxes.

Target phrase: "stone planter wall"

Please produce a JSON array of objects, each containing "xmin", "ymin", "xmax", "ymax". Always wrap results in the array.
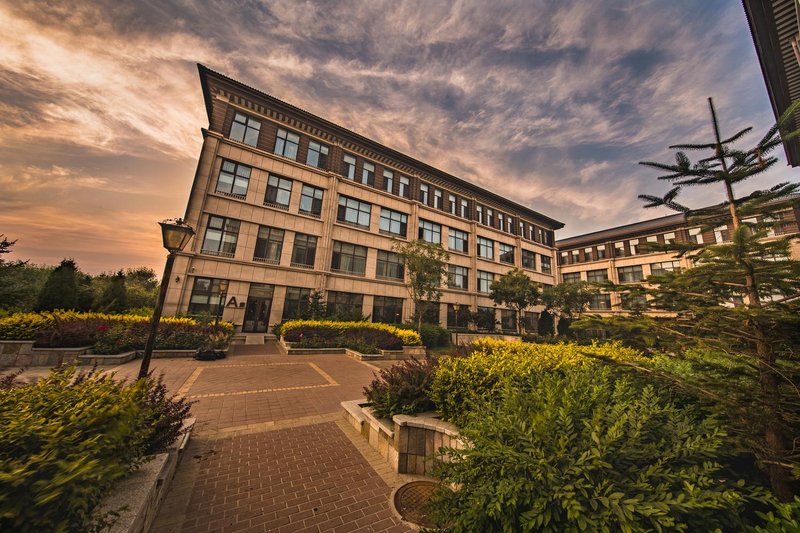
[
  {"xmin": 450, "ymin": 332, "xmax": 521, "ymax": 346},
  {"xmin": 341, "ymin": 400, "xmax": 462, "ymax": 476},
  {"xmin": 280, "ymin": 338, "xmax": 423, "ymax": 361},
  {"xmin": 148, "ymin": 349, "xmax": 198, "ymax": 359},
  {"xmin": 0, "ymin": 342, "xmax": 91, "ymax": 367},
  {"xmin": 79, "ymin": 351, "xmax": 138, "ymax": 366}
]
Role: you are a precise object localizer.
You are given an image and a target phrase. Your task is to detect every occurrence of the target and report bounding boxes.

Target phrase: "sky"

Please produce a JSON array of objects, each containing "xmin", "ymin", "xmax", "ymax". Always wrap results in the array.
[{"xmin": 1, "ymin": 0, "xmax": 797, "ymax": 275}]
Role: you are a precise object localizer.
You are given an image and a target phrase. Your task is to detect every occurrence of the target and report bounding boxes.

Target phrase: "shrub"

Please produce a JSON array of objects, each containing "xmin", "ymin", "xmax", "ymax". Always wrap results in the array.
[
  {"xmin": 0, "ymin": 366, "xmax": 191, "ymax": 531},
  {"xmin": 428, "ymin": 366, "xmax": 751, "ymax": 532},
  {"xmin": 429, "ymin": 338, "xmax": 644, "ymax": 426},
  {"xmin": 397, "ymin": 322, "xmax": 450, "ymax": 348},
  {"xmin": 280, "ymin": 320, "xmax": 422, "ymax": 349},
  {"xmin": 364, "ymin": 356, "xmax": 438, "ymax": 419}
]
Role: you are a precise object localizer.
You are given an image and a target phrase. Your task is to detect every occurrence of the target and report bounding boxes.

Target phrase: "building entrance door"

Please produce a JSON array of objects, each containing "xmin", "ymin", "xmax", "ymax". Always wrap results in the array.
[{"xmin": 242, "ymin": 284, "xmax": 274, "ymax": 333}]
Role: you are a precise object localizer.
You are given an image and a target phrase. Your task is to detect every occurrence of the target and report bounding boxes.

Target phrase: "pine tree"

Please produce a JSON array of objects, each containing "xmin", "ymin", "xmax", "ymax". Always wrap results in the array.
[
  {"xmin": 35, "ymin": 259, "xmax": 80, "ymax": 311},
  {"xmin": 97, "ymin": 270, "xmax": 127, "ymax": 313},
  {"xmin": 630, "ymin": 98, "xmax": 800, "ymax": 499}
]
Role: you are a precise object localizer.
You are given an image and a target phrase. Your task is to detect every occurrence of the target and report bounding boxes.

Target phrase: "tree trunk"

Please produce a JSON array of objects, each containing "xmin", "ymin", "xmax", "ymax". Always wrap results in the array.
[{"xmin": 552, "ymin": 313, "xmax": 559, "ymax": 337}]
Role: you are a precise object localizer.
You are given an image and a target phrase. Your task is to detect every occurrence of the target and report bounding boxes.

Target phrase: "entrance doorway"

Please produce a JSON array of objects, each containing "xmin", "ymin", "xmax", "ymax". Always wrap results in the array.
[{"xmin": 243, "ymin": 284, "xmax": 274, "ymax": 333}]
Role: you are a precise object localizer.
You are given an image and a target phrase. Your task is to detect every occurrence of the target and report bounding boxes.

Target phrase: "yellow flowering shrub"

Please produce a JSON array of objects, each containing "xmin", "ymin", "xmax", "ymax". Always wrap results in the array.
[
  {"xmin": 430, "ymin": 338, "xmax": 644, "ymax": 426},
  {"xmin": 280, "ymin": 320, "xmax": 422, "ymax": 349}
]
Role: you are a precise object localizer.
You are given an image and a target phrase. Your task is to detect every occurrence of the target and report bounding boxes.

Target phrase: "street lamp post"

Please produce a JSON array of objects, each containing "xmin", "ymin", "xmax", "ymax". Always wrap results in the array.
[
  {"xmin": 138, "ymin": 219, "xmax": 195, "ymax": 379},
  {"xmin": 215, "ymin": 279, "xmax": 230, "ymax": 328},
  {"xmin": 452, "ymin": 304, "xmax": 460, "ymax": 347}
]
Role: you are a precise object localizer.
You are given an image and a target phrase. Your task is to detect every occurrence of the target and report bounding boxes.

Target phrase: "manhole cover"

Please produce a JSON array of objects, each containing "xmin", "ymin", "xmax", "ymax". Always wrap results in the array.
[{"xmin": 392, "ymin": 480, "xmax": 440, "ymax": 528}]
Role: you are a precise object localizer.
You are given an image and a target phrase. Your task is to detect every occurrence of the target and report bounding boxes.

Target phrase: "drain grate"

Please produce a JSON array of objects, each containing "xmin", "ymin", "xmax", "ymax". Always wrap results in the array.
[{"xmin": 392, "ymin": 480, "xmax": 440, "ymax": 528}]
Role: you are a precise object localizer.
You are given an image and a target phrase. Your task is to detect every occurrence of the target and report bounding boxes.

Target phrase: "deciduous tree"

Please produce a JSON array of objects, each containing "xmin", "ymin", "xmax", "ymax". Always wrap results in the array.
[{"xmin": 393, "ymin": 240, "xmax": 449, "ymax": 333}]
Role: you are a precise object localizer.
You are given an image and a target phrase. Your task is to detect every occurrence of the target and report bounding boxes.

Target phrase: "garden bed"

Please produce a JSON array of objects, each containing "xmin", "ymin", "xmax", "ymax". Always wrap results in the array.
[{"xmin": 279, "ymin": 338, "xmax": 422, "ymax": 361}]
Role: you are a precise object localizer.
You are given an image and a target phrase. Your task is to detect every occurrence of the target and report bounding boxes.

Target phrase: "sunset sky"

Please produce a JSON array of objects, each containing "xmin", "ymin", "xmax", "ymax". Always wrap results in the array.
[{"xmin": 1, "ymin": 0, "xmax": 797, "ymax": 274}]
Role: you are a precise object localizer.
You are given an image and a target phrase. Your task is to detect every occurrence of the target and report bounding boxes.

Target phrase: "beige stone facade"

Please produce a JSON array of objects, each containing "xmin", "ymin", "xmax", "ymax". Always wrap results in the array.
[{"xmin": 162, "ymin": 66, "xmax": 563, "ymax": 332}]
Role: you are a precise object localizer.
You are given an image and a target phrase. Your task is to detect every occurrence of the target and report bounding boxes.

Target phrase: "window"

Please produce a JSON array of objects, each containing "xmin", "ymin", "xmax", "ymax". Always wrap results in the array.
[
  {"xmin": 447, "ymin": 265, "xmax": 469, "ymax": 290},
  {"xmin": 477, "ymin": 270, "xmax": 495, "ymax": 293},
  {"xmin": 562, "ymin": 272, "xmax": 581, "ymax": 283},
  {"xmin": 596, "ymin": 246, "xmax": 607, "ymax": 259},
  {"xmin": 476, "ymin": 205, "xmax": 484, "ymax": 224},
  {"xmin": 274, "ymin": 128, "xmax": 300, "ymax": 160},
  {"xmin": 282, "ymin": 287, "xmax": 311, "ymax": 320},
  {"xmin": 326, "ymin": 291, "xmax": 363, "ymax": 318},
  {"xmin": 522, "ymin": 249, "xmax": 536, "ymax": 269},
  {"xmin": 621, "ymin": 293, "xmax": 648, "ymax": 311},
  {"xmin": 216, "ymin": 160, "xmax": 251, "ymax": 198},
  {"xmin": 507, "ymin": 216, "xmax": 514, "ymax": 234},
  {"xmin": 529, "ymin": 224, "xmax": 536, "ymax": 241},
  {"xmin": 447, "ymin": 304, "xmax": 470, "ymax": 329},
  {"xmin": 461, "ymin": 199, "xmax": 469, "ymax": 218},
  {"xmin": 379, "ymin": 208, "xmax": 408, "ymax": 237},
  {"xmin": 419, "ymin": 183, "xmax": 429, "ymax": 204},
  {"xmin": 448, "ymin": 228, "xmax": 469, "ymax": 253},
  {"xmin": 202, "ymin": 216, "xmax": 240, "ymax": 257},
  {"xmin": 373, "ymin": 296, "xmax": 403, "ymax": 324},
  {"xmin": 477, "ymin": 237, "xmax": 494, "ymax": 259},
  {"xmin": 399, "ymin": 176, "xmax": 410, "ymax": 198},
  {"xmin": 253, "ymin": 226, "xmax": 284, "ymax": 263},
  {"xmin": 523, "ymin": 311, "xmax": 538, "ymax": 332},
  {"xmin": 714, "ymin": 225, "xmax": 729, "ymax": 243},
  {"xmin": 629, "ymin": 239, "xmax": 640, "ymax": 255},
  {"xmin": 663, "ymin": 232, "xmax": 676, "ymax": 244},
  {"xmin": 497, "ymin": 213, "xmax": 504, "ymax": 231},
  {"xmin": 265, "ymin": 175, "xmax": 293, "ymax": 209},
  {"xmin": 306, "ymin": 140, "xmax": 329, "ymax": 169},
  {"xmin": 448, "ymin": 194, "xmax": 456, "ymax": 214},
  {"xmin": 188, "ymin": 277, "xmax": 227, "ymax": 314},
  {"xmin": 416, "ymin": 301, "xmax": 440, "ymax": 324},
  {"xmin": 646, "ymin": 235, "xmax": 658, "ymax": 244},
  {"xmin": 500, "ymin": 309, "xmax": 517, "ymax": 331},
  {"xmin": 571, "ymin": 250, "xmax": 580, "ymax": 263},
  {"xmin": 540, "ymin": 255, "xmax": 552, "ymax": 274},
  {"xmin": 419, "ymin": 219, "xmax": 442, "ymax": 244},
  {"xmin": 617, "ymin": 265, "xmax": 644, "ymax": 283},
  {"xmin": 291, "ymin": 233, "xmax": 317, "ymax": 268},
  {"xmin": 689, "ymin": 227, "xmax": 704, "ymax": 244},
  {"xmin": 476, "ymin": 306, "xmax": 496, "ymax": 331},
  {"xmin": 337, "ymin": 195, "xmax": 372, "ymax": 228},
  {"xmin": 584, "ymin": 247, "xmax": 594, "ymax": 262},
  {"xmin": 299, "ymin": 184, "xmax": 324, "ymax": 217},
  {"xmin": 434, "ymin": 189, "xmax": 443, "ymax": 209},
  {"xmin": 343, "ymin": 154, "xmax": 356, "ymax": 179},
  {"xmin": 229, "ymin": 112, "xmax": 260, "ymax": 146},
  {"xmin": 486, "ymin": 209, "xmax": 494, "ymax": 227},
  {"xmin": 383, "ymin": 169, "xmax": 394, "ymax": 193},
  {"xmin": 589, "ymin": 293, "xmax": 612, "ymax": 310},
  {"xmin": 650, "ymin": 261, "xmax": 680, "ymax": 277},
  {"xmin": 361, "ymin": 161, "xmax": 375, "ymax": 186},
  {"xmin": 499, "ymin": 243, "xmax": 515, "ymax": 264},
  {"xmin": 331, "ymin": 241, "xmax": 367, "ymax": 275},
  {"xmin": 560, "ymin": 252, "xmax": 569, "ymax": 265},
  {"xmin": 587, "ymin": 269, "xmax": 608, "ymax": 283},
  {"xmin": 614, "ymin": 242, "xmax": 625, "ymax": 257},
  {"xmin": 376, "ymin": 250, "xmax": 404, "ymax": 280}
]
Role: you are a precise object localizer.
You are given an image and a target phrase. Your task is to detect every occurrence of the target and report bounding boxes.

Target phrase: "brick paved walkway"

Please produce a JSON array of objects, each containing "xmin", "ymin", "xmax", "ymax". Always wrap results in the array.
[{"xmin": 144, "ymin": 342, "xmax": 414, "ymax": 532}]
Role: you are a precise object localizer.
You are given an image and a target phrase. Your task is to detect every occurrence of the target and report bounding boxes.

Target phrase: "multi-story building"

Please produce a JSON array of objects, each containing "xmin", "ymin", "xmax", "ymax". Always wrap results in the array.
[
  {"xmin": 162, "ymin": 65, "xmax": 563, "ymax": 333},
  {"xmin": 556, "ymin": 204, "xmax": 800, "ymax": 314}
]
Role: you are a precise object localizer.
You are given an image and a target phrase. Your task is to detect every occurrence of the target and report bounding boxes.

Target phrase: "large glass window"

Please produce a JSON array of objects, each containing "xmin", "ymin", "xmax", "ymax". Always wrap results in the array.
[
  {"xmin": 499, "ymin": 243, "xmax": 515, "ymax": 264},
  {"xmin": 418, "ymin": 220, "xmax": 442, "ymax": 244},
  {"xmin": 383, "ymin": 169, "xmax": 394, "ymax": 193},
  {"xmin": 621, "ymin": 293, "xmax": 648, "ymax": 311},
  {"xmin": 477, "ymin": 237, "xmax": 494, "ymax": 259},
  {"xmin": 306, "ymin": 140, "xmax": 329, "ymax": 169},
  {"xmin": 331, "ymin": 241, "xmax": 367, "ymax": 275},
  {"xmin": 399, "ymin": 176, "xmax": 410, "ymax": 198},
  {"xmin": 274, "ymin": 128, "xmax": 300, "ymax": 160},
  {"xmin": 447, "ymin": 304, "xmax": 470, "ymax": 329},
  {"xmin": 562, "ymin": 272, "xmax": 581, "ymax": 283},
  {"xmin": 299, "ymin": 184, "xmax": 324, "ymax": 217},
  {"xmin": 188, "ymin": 277, "xmax": 227, "ymax": 315},
  {"xmin": 522, "ymin": 249, "xmax": 536, "ymax": 269},
  {"xmin": 617, "ymin": 265, "xmax": 644, "ymax": 283},
  {"xmin": 229, "ymin": 112, "xmax": 260, "ymax": 146},
  {"xmin": 361, "ymin": 161, "xmax": 375, "ymax": 186},
  {"xmin": 373, "ymin": 296, "xmax": 404, "ymax": 324},
  {"xmin": 282, "ymin": 287, "xmax": 311, "ymax": 320},
  {"xmin": 337, "ymin": 195, "xmax": 372, "ymax": 228},
  {"xmin": 343, "ymin": 153, "xmax": 356, "ymax": 179},
  {"xmin": 326, "ymin": 291, "xmax": 363, "ymax": 318},
  {"xmin": 216, "ymin": 160, "xmax": 251, "ymax": 198},
  {"xmin": 447, "ymin": 265, "xmax": 469, "ymax": 290},
  {"xmin": 376, "ymin": 250, "xmax": 404, "ymax": 280},
  {"xmin": 379, "ymin": 208, "xmax": 408, "ymax": 237},
  {"xmin": 264, "ymin": 175, "xmax": 293, "ymax": 209},
  {"xmin": 589, "ymin": 293, "xmax": 612, "ymax": 310},
  {"xmin": 540, "ymin": 255, "xmax": 552, "ymax": 274},
  {"xmin": 253, "ymin": 226, "xmax": 284, "ymax": 264},
  {"xmin": 448, "ymin": 228, "xmax": 468, "ymax": 253},
  {"xmin": 649, "ymin": 261, "xmax": 681, "ymax": 277},
  {"xmin": 291, "ymin": 233, "xmax": 317, "ymax": 268},
  {"xmin": 587, "ymin": 269, "xmax": 608, "ymax": 283},
  {"xmin": 477, "ymin": 270, "xmax": 495, "ymax": 293},
  {"xmin": 500, "ymin": 309, "xmax": 517, "ymax": 331},
  {"xmin": 202, "ymin": 216, "xmax": 240, "ymax": 257}
]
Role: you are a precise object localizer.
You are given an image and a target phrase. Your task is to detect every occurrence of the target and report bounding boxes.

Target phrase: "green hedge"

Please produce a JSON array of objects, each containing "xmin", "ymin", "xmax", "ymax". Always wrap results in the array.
[
  {"xmin": 0, "ymin": 366, "xmax": 191, "ymax": 531},
  {"xmin": 0, "ymin": 311, "xmax": 233, "ymax": 352},
  {"xmin": 280, "ymin": 320, "xmax": 422, "ymax": 351}
]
